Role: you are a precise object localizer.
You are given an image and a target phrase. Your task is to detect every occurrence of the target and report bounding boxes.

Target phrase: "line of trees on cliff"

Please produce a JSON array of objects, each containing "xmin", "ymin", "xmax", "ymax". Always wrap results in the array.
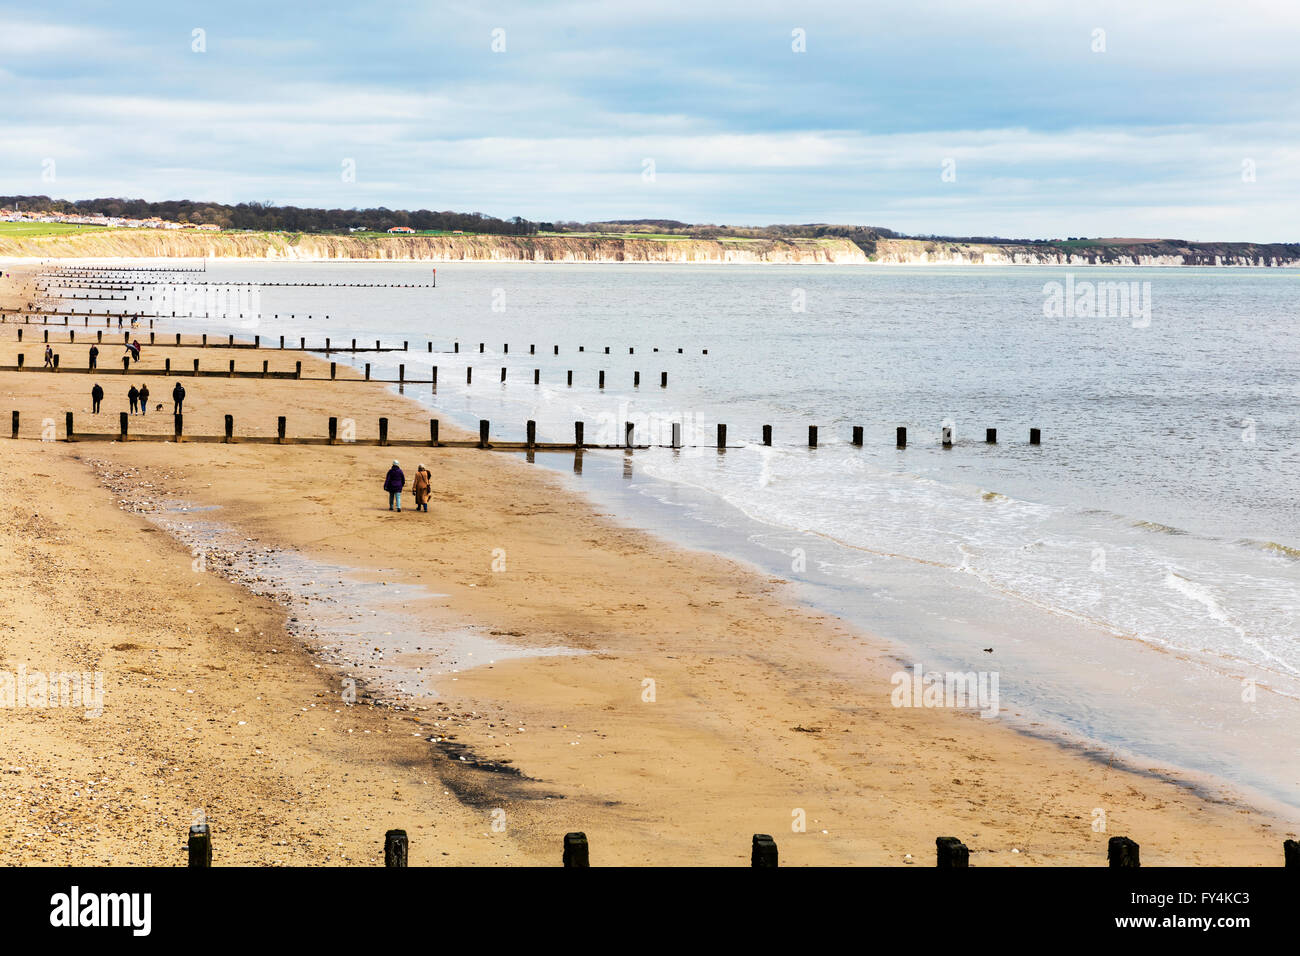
[{"xmin": 0, "ymin": 196, "xmax": 541, "ymax": 236}]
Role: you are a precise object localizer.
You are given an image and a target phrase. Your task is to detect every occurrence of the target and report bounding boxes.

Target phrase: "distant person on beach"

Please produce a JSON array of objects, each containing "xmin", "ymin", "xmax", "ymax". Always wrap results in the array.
[
  {"xmin": 117, "ymin": 316, "xmax": 123, "ymax": 329},
  {"xmin": 88, "ymin": 344, "xmax": 98, "ymax": 369},
  {"xmin": 172, "ymin": 382, "xmax": 185, "ymax": 414},
  {"xmin": 130, "ymin": 339, "xmax": 141, "ymax": 361},
  {"xmin": 384, "ymin": 460, "xmax": 405, "ymax": 512},
  {"xmin": 128, "ymin": 385, "xmax": 140, "ymax": 415},
  {"xmin": 413, "ymin": 464, "xmax": 431, "ymax": 512},
  {"xmin": 43, "ymin": 345, "xmax": 53, "ymax": 367},
  {"xmin": 138, "ymin": 384, "xmax": 150, "ymax": 415},
  {"xmin": 91, "ymin": 383, "xmax": 103, "ymax": 414}
]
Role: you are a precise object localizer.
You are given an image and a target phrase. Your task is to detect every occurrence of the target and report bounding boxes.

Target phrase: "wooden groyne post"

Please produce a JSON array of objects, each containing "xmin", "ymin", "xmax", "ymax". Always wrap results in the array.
[
  {"xmin": 562, "ymin": 832, "xmax": 590, "ymax": 867},
  {"xmin": 752, "ymin": 834, "xmax": 778, "ymax": 868},
  {"xmin": 1108, "ymin": 836, "xmax": 1140, "ymax": 868},
  {"xmin": 936, "ymin": 836, "xmax": 969, "ymax": 867},
  {"xmin": 188, "ymin": 824, "xmax": 212, "ymax": 867},
  {"xmin": 384, "ymin": 830, "xmax": 409, "ymax": 868}
]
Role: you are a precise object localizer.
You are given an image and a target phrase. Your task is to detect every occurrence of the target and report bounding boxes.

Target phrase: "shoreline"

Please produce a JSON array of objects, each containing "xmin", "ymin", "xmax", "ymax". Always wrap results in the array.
[{"xmin": 0, "ymin": 265, "xmax": 1296, "ymax": 864}]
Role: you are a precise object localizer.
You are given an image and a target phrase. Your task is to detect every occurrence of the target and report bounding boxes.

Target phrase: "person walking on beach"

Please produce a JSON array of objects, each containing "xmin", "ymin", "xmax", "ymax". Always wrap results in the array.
[
  {"xmin": 172, "ymin": 382, "xmax": 185, "ymax": 414},
  {"xmin": 413, "ymin": 464, "xmax": 431, "ymax": 513},
  {"xmin": 127, "ymin": 384, "xmax": 140, "ymax": 415},
  {"xmin": 88, "ymin": 344, "xmax": 98, "ymax": 370},
  {"xmin": 384, "ymin": 460, "xmax": 405, "ymax": 512},
  {"xmin": 130, "ymin": 339, "xmax": 141, "ymax": 362},
  {"xmin": 138, "ymin": 383, "xmax": 150, "ymax": 415},
  {"xmin": 91, "ymin": 383, "xmax": 103, "ymax": 414},
  {"xmin": 43, "ymin": 345, "xmax": 53, "ymax": 368}
]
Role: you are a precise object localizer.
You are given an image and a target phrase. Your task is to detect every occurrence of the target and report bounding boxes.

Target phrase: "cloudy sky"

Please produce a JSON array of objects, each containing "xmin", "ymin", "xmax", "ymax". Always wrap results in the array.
[{"xmin": 2, "ymin": 0, "xmax": 1298, "ymax": 239}]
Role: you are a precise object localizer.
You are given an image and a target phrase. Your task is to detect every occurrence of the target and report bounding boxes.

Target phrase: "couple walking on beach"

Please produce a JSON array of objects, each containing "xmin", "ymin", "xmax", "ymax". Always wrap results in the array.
[
  {"xmin": 126, "ymin": 384, "xmax": 151, "ymax": 414},
  {"xmin": 383, "ymin": 460, "xmax": 431, "ymax": 513}
]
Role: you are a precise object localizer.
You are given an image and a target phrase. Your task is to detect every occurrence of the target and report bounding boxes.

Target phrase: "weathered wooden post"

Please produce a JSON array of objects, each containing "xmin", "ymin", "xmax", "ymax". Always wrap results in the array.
[
  {"xmin": 118, "ymin": 412, "xmax": 127, "ymax": 442},
  {"xmin": 762, "ymin": 424, "xmax": 772, "ymax": 446},
  {"xmin": 329, "ymin": 417, "xmax": 338, "ymax": 444},
  {"xmin": 384, "ymin": 830, "xmax": 409, "ymax": 868},
  {"xmin": 431, "ymin": 366, "xmax": 438, "ymax": 386},
  {"xmin": 176, "ymin": 333, "xmax": 181, "ymax": 346},
  {"xmin": 454, "ymin": 342, "xmax": 459, "ymax": 353},
  {"xmin": 1108, "ymin": 836, "xmax": 1140, "ymax": 868},
  {"xmin": 624, "ymin": 422, "xmax": 634, "ymax": 449},
  {"xmin": 62, "ymin": 411, "xmax": 73, "ymax": 440},
  {"xmin": 752, "ymin": 834, "xmax": 778, "ymax": 868},
  {"xmin": 466, "ymin": 367, "xmax": 472, "ymax": 384},
  {"xmin": 351, "ymin": 338, "xmax": 357, "ymax": 351},
  {"xmin": 942, "ymin": 425, "xmax": 953, "ymax": 447},
  {"xmin": 672, "ymin": 422, "xmax": 682, "ymax": 449},
  {"xmin": 164, "ymin": 358, "xmax": 171, "ymax": 374},
  {"xmin": 986, "ymin": 428, "xmax": 997, "ymax": 443},
  {"xmin": 478, "ymin": 419, "xmax": 489, "ymax": 449},
  {"xmin": 661, "ymin": 371, "xmax": 667, "ymax": 387},
  {"xmin": 193, "ymin": 358, "xmax": 199, "ymax": 373},
  {"xmin": 429, "ymin": 419, "xmax": 439, "ymax": 445},
  {"xmin": 897, "ymin": 426, "xmax": 907, "ymax": 448},
  {"xmin": 188, "ymin": 824, "xmax": 212, "ymax": 868},
  {"xmin": 223, "ymin": 414, "xmax": 234, "ymax": 443},
  {"xmin": 277, "ymin": 416, "xmax": 286, "ymax": 444},
  {"xmin": 567, "ymin": 370, "xmax": 573, "ymax": 387},
  {"xmin": 325, "ymin": 337, "xmax": 331, "ymax": 352},
  {"xmin": 503, "ymin": 343, "xmax": 508, "ymax": 354},
  {"xmin": 295, "ymin": 361, "xmax": 302, "ymax": 379},
  {"xmin": 533, "ymin": 369, "xmax": 540, "ymax": 385},
  {"xmin": 936, "ymin": 837, "xmax": 970, "ymax": 867},
  {"xmin": 574, "ymin": 421, "xmax": 584, "ymax": 447},
  {"xmin": 174, "ymin": 414, "xmax": 183, "ymax": 442},
  {"xmin": 280, "ymin": 335, "xmax": 285, "ymax": 349},
  {"xmin": 262, "ymin": 360, "xmax": 268, "ymax": 377},
  {"xmin": 717, "ymin": 424, "xmax": 727, "ymax": 449},
  {"xmin": 399, "ymin": 364, "xmax": 405, "ymax": 384},
  {"xmin": 365, "ymin": 363, "xmax": 371, "ymax": 381},
  {"xmin": 479, "ymin": 342, "xmax": 484, "ymax": 353},
  {"xmin": 553, "ymin": 345, "xmax": 559, "ymax": 355},
  {"xmin": 852, "ymin": 426, "xmax": 863, "ymax": 446},
  {"xmin": 202, "ymin": 334, "xmax": 207, "ymax": 346},
  {"xmin": 809, "ymin": 425, "xmax": 818, "ymax": 448},
  {"xmin": 1285, "ymin": 839, "xmax": 1300, "ymax": 867},
  {"xmin": 11, "ymin": 411, "xmax": 18, "ymax": 439},
  {"xmin": 527, "ymin": 420, "xmax": 537, "ymax": 448},
  {"xmin": 330, "ymin": 362, "xmax": 336, "ymax": 380},
  {"xmin": 500, "ymin": 367, "xmax": 506, "ymax": 383},
  {"xmin": 598, "ymin": 370, "xmax": 605, "ymax": 389},
  {"xmin": 1030, "ymin": 428, "xmax": 1041, "ymax": 445},
  {"xmin": 563, "ymin": 832, "xmax": 590, "ymax": 867},
  {"xmin": 379, "ymin": 418, "xmax": 389, "ymax": 446},
  {"xmin": 633, "ymin": 371, "xmax": 640, "ymax": 387},
  {"xmin": 121, "ymin": 356, "xmax": 129, "ymax": 372},
  {"xmin": 15, "ymin": 329, "xmax": 20, "ymax": 342},
  {"xmin": 228, "ymin": 359, "xmax": 235, "ymax": 377}
]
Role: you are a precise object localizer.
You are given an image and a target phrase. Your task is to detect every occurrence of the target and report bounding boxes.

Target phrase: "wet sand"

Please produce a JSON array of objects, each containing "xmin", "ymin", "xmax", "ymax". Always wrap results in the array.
[{"xmin": 1, "ymin": 265, "xmax": 1296, "ymax": 865}]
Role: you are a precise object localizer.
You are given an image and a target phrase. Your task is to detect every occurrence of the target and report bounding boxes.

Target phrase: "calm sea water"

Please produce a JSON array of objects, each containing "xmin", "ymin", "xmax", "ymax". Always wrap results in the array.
[{"xmin": 68, "ymin": 260, "xmax": 1300, "ymax": 809}]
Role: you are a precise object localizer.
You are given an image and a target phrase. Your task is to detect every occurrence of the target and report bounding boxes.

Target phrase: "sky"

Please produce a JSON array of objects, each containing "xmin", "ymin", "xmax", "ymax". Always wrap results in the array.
[{"xmin": 2, "ymin": 0, "xmax": 1298, "ymax": 240}]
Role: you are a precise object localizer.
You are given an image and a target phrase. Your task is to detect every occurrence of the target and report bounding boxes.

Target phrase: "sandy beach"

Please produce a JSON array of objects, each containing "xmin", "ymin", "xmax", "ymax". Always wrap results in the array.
[{"xmin": 1, "ymin": 264, "xmax": 1296, "ymax": 867}]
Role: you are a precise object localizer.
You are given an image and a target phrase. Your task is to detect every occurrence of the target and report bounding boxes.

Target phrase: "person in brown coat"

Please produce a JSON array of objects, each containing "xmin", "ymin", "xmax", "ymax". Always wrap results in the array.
[{"xmin": 412, "ymin": 464, "xmax": 431, "ymax": 513}]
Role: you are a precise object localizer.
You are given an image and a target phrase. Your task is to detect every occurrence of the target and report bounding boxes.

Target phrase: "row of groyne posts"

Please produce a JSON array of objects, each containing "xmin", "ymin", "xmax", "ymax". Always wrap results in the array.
[
  {"xmin": 10, "ymin": 411, "xmax": 1043, "ymax": 450},
  {"xmin": 184, "ymin": 826, "xmax": 1300, "ymax": 867}
]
